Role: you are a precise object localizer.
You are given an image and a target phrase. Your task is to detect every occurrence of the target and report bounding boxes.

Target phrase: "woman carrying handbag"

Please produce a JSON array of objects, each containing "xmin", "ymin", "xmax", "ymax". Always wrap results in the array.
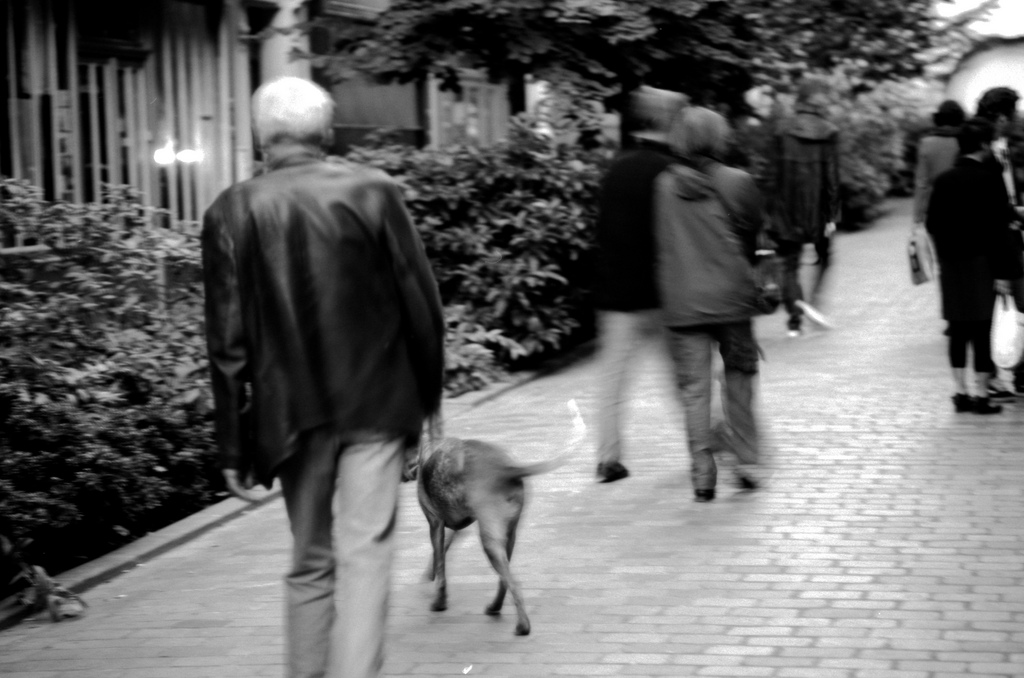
[{"xmin": 926, "ymin": 117, "xmax": 1023, "ymax": 414}]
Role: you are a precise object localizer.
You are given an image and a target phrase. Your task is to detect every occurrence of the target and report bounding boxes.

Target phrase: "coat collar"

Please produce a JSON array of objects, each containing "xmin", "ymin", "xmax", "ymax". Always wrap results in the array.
[
  {"xmin": 262, "ymin": 143, "xmax": 326, "ymax": 172},
  {"xmin": 929, "ymin": 125, "xmax": 960, "ymax": 138},
  {"xmin": 955, "ymin": 154, "xmax": 985, "ymax": 167}
]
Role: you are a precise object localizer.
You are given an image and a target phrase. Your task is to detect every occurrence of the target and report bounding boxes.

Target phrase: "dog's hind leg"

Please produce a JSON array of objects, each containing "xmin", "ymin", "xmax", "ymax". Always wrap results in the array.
[
  {"xmin": 480, "ymin": 519, "xmax": 529, "ymax": 636},
  {"xmin": 423, "ymin": 528, "xmax": 461, "ymax": 581},
  {"xmin": 483, "ymin": 521, "xmax": 517, "ymax": 616},
  {"xmin": 484, "ymin": 564, "xmax": 507, "ymax": 618},
  {"xmin": 426, "ymin": 514, "xmax": 449, "ymax": 612}
]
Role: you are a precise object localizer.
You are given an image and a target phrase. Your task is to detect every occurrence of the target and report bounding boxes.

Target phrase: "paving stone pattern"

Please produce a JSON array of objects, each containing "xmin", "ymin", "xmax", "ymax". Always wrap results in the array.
[{"xmin": 2, "ymin": 199, "xmax": 1023, "ymax": 677}]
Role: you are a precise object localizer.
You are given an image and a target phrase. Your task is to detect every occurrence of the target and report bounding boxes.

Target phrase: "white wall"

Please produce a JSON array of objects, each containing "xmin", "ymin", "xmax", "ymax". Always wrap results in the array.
[{"xmin": 946, "ymin": 41, "xmax": 1024, "ymax": 115}]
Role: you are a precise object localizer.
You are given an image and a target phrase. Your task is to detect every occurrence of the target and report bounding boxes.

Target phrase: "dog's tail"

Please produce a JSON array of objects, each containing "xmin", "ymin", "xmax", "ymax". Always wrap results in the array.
[{"xmin": 508, "ymin": 399, "xmax": 586, "ymax": 479}]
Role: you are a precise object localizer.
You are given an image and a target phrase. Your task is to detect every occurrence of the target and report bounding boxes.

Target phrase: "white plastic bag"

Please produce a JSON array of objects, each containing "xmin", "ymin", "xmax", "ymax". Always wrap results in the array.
[{"xmin": 991, "ymin": 294, "xmax": 1024, "ymax": 370}]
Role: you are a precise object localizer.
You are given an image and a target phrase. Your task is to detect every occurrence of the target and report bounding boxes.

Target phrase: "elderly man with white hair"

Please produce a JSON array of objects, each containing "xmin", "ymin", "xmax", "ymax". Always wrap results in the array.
[{"xmin": 201, "ymin": 76, "xmax": 444, "ymax": 678}]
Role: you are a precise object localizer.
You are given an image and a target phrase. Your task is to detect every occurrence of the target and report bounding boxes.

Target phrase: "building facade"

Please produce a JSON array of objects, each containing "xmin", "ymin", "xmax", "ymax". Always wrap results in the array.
[
  {"xmin": 2, "ymin": 0, "xmax": 513, "ymax": 252},
  {"xmin": 2, "ymin": 0, "xmax": 278, "ymax": 236}
]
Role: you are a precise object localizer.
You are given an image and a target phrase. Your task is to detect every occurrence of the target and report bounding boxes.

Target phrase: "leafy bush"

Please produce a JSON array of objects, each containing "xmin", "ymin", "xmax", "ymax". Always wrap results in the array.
[
  {"xmin": 0, "ymin": 181, "xmax": 210, "ymax": 408},
  {"xmin": 442, "ymin": 305, "xmax": 518, "ymax": 397},
  {"xmin": 0, "ymin": 180, "xmax": 222, "ymax": 585},
  {"xmin": 345, "ymin": 117, "xmax": 607, "ymax": 362},
  {"xmin": 0, "ymin": 389, "xmax": 219, "ymax": 574}
]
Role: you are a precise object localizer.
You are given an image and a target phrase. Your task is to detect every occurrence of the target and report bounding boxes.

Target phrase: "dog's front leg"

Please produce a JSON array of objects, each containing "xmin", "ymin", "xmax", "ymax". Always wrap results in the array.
[{"xmin": 427, "ymin": 515, "xmax": 448, "ymax": 612}]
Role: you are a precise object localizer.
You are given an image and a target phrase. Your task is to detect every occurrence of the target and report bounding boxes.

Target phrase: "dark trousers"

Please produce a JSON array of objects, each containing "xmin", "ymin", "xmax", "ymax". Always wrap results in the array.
[
  {"xmin": 778, "ymin": 237, "xmax": 832, "ymax": 330},
  {"xmin": 948, "ymin": 319, "xmax": 994, "ymax": 373}
]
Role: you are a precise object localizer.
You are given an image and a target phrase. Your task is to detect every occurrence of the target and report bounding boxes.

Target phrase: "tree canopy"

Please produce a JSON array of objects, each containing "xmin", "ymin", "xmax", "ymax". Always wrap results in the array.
[{"xmin": 317, "ymin": 0, "xmax": 982, "ymax": 113}]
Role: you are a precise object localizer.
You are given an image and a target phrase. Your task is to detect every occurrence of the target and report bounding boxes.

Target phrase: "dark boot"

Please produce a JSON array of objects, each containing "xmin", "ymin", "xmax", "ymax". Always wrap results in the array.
[
  {"xmin": 952, "ymin": 393, "xmax": 973, "ymax": 412},
  {"xmin": 596, "ymin": 461, "xmax": 629, "ymax": 483},
  {"xmin": 973, "ymin": 397, "xmax": 1002, "ymax": 415}
]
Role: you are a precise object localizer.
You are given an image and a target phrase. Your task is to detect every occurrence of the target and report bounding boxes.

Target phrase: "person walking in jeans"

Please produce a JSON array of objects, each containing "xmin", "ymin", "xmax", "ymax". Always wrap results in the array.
[
  {"xmin": 653, "ymin": 107, "xmax": 765, "ymax": 502},
  {"xmin": 202, "ymin": 77, "xmax": 444, "ymax": 678},
  {"xmin": 765, "ymin": 79, "xmax": 841, "ymax": 336},
  {"xmin": 592, "ymin": 86, "xmax": 687, "ymax": 483}
]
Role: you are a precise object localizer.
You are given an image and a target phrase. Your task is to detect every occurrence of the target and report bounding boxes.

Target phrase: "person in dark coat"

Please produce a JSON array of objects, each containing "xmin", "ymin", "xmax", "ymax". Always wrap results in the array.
[
  {"xmin": 654, "ymin": 107, "xmax": 766, "ymax": 502},
  {"xmin": 926, "ymin": 116, "xmax": 1019, "ymax": 415},
  {"xmin": 592, "ymin": 86, "xmax": 687, "ymax": 483},
  {"xmin": 765, "ymin": 78, "xmax": 841, "ymax": 336},
  {"xmin": 913, "ymin": 100, "xmax": 965, "ymax": 224},
  {"xmin": 202, "ymin": 76, "xmax": 444, "ymax": 678}
]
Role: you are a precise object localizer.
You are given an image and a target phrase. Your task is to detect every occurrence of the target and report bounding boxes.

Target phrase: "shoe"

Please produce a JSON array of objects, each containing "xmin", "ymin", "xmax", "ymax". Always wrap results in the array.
[
  {"xmin": 794, "ymin": 300, "xmax": 834, "ymax": 329},
  {"xmin": 694, "ymin": 489, "xmax": 716, "ymax": 502},
  {"xmin": 973, "ymin": 397, "xmax": 1003, "ymax": 415},
  {"xmin": 597, "ymin": 461, "xmax": 629, "ymax": 483},
  {"xmin": 987, "ymin": 385, "xmax": 1015, "ymax": 402},
  {"xmin": 952, "ymin": 393, "xmax": 973, "ymax": 413},
  {"xmin": 736, "ymin": 474, "xmax": 759, "ymax": 491},
  {"xmin": 787, "ymin": 328, "xmax": 803, "ymax": 338}
]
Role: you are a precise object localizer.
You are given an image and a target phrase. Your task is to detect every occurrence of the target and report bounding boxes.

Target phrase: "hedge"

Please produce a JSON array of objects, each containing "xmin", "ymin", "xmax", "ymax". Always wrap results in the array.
[
  {"xmin": 0, "ymin": 182, "xmax": 220, "ymax": 583},
  {"xmin": 345, "ymin": 120, "xmax": 606, "ymax": 366}
]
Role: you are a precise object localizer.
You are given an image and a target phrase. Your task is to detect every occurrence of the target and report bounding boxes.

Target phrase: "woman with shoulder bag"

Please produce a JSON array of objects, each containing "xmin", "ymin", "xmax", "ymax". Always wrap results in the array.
[{"xmin": 927, "ymin": 117, "xmax": 1022, "ymax": 414}]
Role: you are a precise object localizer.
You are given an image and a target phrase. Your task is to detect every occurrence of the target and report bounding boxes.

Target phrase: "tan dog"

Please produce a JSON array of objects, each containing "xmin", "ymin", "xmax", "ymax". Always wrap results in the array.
[{"xmin": 416, "ymin": 400, "xmax": 585, "ymax": 636}]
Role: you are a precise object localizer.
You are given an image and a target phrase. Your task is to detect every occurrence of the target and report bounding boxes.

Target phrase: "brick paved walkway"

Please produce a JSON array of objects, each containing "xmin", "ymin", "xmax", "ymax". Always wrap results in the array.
[{"xmin": 2, "ymin": 198, "xmax": 1023, "ymax": 677}]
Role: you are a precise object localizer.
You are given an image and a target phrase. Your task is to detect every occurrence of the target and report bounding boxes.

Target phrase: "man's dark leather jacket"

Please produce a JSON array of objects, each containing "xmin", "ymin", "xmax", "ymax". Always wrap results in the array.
[
  {"xmin": 202, "ymin": 147, "xmax": 444, "ymax": 487},
  {"xmin": 765, "ymin": 105, "xmax": 841, "ymax": 244}
]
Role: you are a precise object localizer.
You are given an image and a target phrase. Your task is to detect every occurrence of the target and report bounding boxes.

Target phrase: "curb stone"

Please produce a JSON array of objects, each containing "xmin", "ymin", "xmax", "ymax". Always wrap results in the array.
[{"xmin": 0, "ymin": 339, "xmax": 597, "ymax": 631}]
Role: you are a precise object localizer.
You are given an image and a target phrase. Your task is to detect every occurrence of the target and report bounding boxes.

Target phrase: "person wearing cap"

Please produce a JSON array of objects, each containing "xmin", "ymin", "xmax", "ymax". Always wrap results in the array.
[
  {"xmin": 592, "ymin": 86, "xmax": 687, "ymax": 483},
  {"xmin": 202, "ymin": 76, "xmax": 444, "ymax": 678}
]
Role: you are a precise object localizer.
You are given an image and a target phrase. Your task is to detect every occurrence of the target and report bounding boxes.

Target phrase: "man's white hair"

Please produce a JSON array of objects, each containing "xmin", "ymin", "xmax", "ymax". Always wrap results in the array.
[{"xmin": 252, "ymin": 76, "xmax": 335, "ymax": 148}]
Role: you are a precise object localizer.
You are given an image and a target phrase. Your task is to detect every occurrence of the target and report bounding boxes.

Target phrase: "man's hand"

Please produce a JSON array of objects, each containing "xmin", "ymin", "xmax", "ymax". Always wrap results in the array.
[
  {"xmin": 824, "ymin": 221, "xmax": 837, "ymax": 238},
  {"xmin": 223, "ymin": 468, "xmax": 261, "ymax": 503},
  {"xmin": 995, "ymin": 279, "xmax": 1012, "ymax": 295}
]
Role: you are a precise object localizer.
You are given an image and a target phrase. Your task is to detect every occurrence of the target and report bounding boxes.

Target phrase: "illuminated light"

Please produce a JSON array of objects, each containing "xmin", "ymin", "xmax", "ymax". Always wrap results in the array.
[
  {"xmin": 176, "ymin": 149, "xmax": 204, "ymax": 163},
  {"xmin": 153, "ymin": 140, "xmax": 176, "ymax": 165}
]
